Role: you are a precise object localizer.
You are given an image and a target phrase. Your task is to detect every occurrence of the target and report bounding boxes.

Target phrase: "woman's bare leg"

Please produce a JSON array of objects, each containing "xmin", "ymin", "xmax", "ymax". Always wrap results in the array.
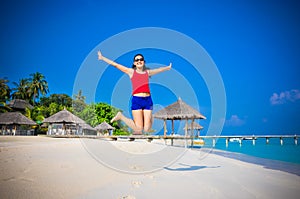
[
  {"xmin": 143, "ymin": 110, "xmax": 153, "ymax": 132},
  {"xmin": 131, "ymin": 110, "xmax": 144, "ymax": 134},
  {"xmin": 111, "ymin": 111, "xmax": 143, "ymax": 133}
]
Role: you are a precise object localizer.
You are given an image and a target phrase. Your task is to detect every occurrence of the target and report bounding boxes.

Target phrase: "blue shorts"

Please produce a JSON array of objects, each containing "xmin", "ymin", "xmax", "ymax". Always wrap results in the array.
[{"xmin": 131, "ymin": 96, "xmax": 153, "ymax": 110}]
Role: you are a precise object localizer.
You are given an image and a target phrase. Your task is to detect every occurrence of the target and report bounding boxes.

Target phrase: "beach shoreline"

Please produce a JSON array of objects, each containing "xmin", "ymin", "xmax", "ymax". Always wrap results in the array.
[
  {"xmin": 206, "ymin": 148, "xmax": 300, "ymax": 176},
  {"xmin": 0, "ymin": 136, "xmax": 299, "ymax": 199}
]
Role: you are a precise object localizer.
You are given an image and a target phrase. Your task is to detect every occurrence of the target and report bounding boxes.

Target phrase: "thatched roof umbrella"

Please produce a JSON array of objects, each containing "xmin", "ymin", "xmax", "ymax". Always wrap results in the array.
[
  {"xmin": 153, "ymin": 98, "xmax": 206, "ymax": 137},
  {"xmin": 8, "ymin": 99, "xmax": 33, "ymax": 111},
  {"xmin": 184, "ymin": 122, "xmax": 204, "ymax": 137},
  {"xmin": 0, "ymin": 112, "xmax": 36, "ymax": 135},
  {"xmin": 154, "ymin": 98, "xmax": 206, "ymax": 120},
  {"xmin": 95, "ymin": 121, "xmax": 115, "ymax": 135}
]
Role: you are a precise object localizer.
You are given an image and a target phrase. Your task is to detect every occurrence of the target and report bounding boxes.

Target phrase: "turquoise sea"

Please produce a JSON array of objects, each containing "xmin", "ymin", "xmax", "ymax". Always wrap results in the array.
[
  {"xmin": 195, "ymin": 137, "xmax": 300, "ymax": 175},
  {"xmin": 206, "ymin": 137, "xmax": 300, "ymax": 163},
  {"xmin": 155, "ymin": 131, "xmax": 300, "ymax": 164}
]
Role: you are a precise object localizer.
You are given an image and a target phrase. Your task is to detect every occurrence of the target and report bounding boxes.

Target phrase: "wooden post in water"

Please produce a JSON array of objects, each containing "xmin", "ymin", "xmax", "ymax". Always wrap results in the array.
[
  {"xmin": 280, "ymin": 137, "xmax": 283, "ymax": 146},
  {"xmin": 163, "ymin": 119, "xmax": 167, "ymax": 137},
  {"xmin": 294, "ymin": 135, "xmax": 298, "ymax": 145},
  {"xmin": 226, "ymin": 137, "xmax": 229, "ymax": 147},
  {"xmin": 190, "ymin": 118, "xmax": 194, "ymax": 148},
  {"xmin": 184, "ymin": 119, "xmax": 188, "ymax": 137},
  {"xmin": 163, "ymin": 120, "xmax": 167, "ymax": 145},
  {"xmin": 266, "ymin": 137, "xmax": 270, "ymax": 144},
  {"xmin": 171, "ymin": 120, "xmax": 174, "ymax": 135},
  {"xmin": 239, "ymin": 138, "xmax": 242, "ymax": 146},
  {"xmin": 252, "ymin": 137, "xmax": 256, "ymax": 146},
  {"xmin": 185, "ymin": 119, "xmax": 188, "ymax": 148},
  {"xmin": 171, "ymin": 119, "xmax": 174, "ymax": 146},
  {"xmin": 212, "ymin": 137, "xmax": 216, "ymax": 147}
]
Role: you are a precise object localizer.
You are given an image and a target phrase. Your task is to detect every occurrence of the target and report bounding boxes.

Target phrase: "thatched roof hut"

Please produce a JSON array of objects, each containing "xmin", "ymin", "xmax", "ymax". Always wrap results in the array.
[
  {"xmin": 0, "ymin": 112, "xmax": 36, "ymax": 135},
  {"xmin": 80, "ymin": 123, "xmax": 96, "ymax": 131},
  {"xmin": 153, "ymin": 98, "xmax": 206, "ymax": 137},
  {"xmin": 8, "ymin": 99, "xmax": 33, "ymax": 111},
  {"xmin": 0, "ymin": 112, "xmax": 36, "ymax": 125},
  {"xmin": 153, "ymin": 98, "xmax": 206, "ymax": 120},
  {"xmin": 95, "ymin": 121, "xmax": 115, "ymax": 131},
  {"xmin": 43, "ymin": 109, "xmax": 85, "ymax": 124},
  {"xmin": 79, "ymin": 123, "xmax": 97, "ymax": 135},
  {"xmin": 95, "ymin": 121, "xmax": 115, "ymax": 136},
  {"xmin": 43, "ymin": 109, "xmax": 93, "ymax": 135}
]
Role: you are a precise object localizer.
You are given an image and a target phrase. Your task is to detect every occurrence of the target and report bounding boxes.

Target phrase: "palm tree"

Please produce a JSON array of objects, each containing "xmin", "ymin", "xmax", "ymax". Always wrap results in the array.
[
  {"xmin": 73, "ymin": 90, "xmax": 87, "ymax": 113},
  {"xmin": 11, "ymin": 78, "xmax": 30, "ymax": 101},
  {"xmin": 0, "ymin": 78, "xmax": 11, "ymax": 112},
  {"xmin": 28, "ymin": 72, "xmax": 49, "ymax": 105},
  {"xmin": 0, "ymin": 78, "xmax": 11, "ymax": 102}
]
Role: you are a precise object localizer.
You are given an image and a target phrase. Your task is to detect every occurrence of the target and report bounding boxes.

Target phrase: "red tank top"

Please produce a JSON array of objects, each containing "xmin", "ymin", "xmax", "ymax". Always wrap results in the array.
[{"xmin": 131, "ymin": 70, "xmax": 150, "ymax": 94}]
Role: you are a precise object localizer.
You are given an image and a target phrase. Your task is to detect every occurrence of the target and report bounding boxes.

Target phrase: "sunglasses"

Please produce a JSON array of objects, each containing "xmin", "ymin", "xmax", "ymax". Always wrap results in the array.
[{"xmin": 134, "ymin": 58, "xmax": 144, "ymax": 62}]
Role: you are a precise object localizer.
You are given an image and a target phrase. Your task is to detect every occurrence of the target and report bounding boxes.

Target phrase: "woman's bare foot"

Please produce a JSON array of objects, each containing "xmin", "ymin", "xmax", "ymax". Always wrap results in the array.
[{"xmin": 110, "ymin": 112, "xmax": 122, "ymax": 123}]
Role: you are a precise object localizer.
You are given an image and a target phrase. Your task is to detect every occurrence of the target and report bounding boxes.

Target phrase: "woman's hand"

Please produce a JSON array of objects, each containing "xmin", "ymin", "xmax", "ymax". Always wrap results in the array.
[
  {"xmin": 167, "ymin": 63, "xmax": 172, "ymax": 70},
  {"xmin": 97, "ymin": 51, "xmax": 103, "ymax": 60}
]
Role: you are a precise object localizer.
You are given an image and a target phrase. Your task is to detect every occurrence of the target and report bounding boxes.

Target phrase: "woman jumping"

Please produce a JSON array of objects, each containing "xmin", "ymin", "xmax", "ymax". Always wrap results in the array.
[{"xmin": 98, "ymin": 51, "xmax": 171, "ymax": 135}]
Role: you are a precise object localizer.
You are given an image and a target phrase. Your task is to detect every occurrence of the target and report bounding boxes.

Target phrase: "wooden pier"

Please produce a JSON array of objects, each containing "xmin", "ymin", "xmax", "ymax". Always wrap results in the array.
[
  {"xmin": 201, "ymin": 135, "xmax": 298, "ymax": 147},
  {"xmin": 46, "ymin": 134, "xmax": 298, "ymax": 147}
]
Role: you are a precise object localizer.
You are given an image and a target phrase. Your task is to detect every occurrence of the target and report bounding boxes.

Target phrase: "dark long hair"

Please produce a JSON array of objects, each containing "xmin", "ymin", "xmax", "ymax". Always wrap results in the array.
[{"xmin": 132, "ymin": 54, "xmax": 148, "ymax": 71}]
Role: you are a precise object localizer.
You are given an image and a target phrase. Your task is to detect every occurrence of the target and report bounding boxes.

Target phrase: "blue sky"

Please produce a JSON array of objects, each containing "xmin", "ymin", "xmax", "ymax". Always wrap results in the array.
[{"xmin": 1, "ymin": 0, "xmax": 299, "ymax": 135}]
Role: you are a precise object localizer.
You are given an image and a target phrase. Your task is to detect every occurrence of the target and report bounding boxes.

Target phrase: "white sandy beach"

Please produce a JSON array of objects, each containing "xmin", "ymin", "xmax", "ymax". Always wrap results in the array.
[{"xmin": 0, "ymin": 136, "xmax": 299, "ymax": 199}]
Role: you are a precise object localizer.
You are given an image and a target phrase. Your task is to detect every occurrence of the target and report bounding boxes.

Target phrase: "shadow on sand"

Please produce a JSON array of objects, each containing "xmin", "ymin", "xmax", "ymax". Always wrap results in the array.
[{"xmin": 164, "ymin": 163, "xmax": 220, "ymax": 171}]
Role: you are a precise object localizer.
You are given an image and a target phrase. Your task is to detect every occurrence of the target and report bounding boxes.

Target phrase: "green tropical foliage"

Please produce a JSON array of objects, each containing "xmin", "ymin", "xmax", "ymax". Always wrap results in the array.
[
  {"xmin": 94, "ymin": 102, "xmax": 129, "ymax": 135},
  {"xmin": 95, "ymin": 102, "xmax": 116, "ymax": 123},
  {"xmin": 40, "ymin": 94, "xmax": 72, "ymax": 107},
  {"xmin": 0, "ymin": 78, "xmax": 11, "ymax": 102},
  {"xmin": 73, "ymin": 90, "xmax": 87, "ymax": 114},
  {"xmin": 28, "ymin": 72, "xmax": 49, "ymax": 104},
  {"xmin": 77, "ymin": 103, "xmax": 98, "ymax": 127},
  {"xmin": 12, "ymin": 78, "xmax": 30, "ymax": 101},
  {"xmin": 48, "ymin": 103, "xmax": 62, "ymax": 116},
  {"xmin": 1, "ymin": 73, "xmax": 131, "ymax": 135},
  {"xmin": 0, "ymin": 101, "xmax": 11, "ymax": 113},
  {"xmin": 11, "ymin": 72, "xmax": 49, "ymax": 105},
  {"xmin": 0, "ymin": 78, "xmax": 11, "ymax": 112}
]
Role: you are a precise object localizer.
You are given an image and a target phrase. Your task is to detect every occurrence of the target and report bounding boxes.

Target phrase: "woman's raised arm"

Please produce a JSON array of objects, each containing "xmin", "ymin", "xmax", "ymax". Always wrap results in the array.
[
  {"xmin": 148, "ymin": 63, "xmax": 172, "ymax": 76},
  {"xmin": 98, "ymin": 51, "xmax": 132, "ymax": 75}
]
